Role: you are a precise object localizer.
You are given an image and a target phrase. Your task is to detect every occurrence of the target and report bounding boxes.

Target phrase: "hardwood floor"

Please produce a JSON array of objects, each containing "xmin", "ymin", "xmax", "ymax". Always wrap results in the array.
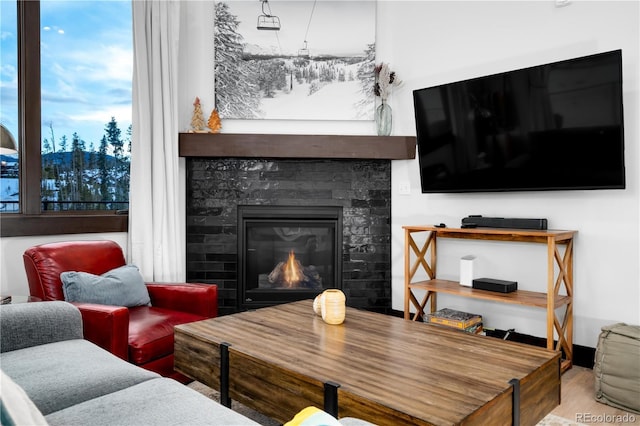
[{"xmin": 553, "ymin": 366, "xmax": 639, "ymax": 425}]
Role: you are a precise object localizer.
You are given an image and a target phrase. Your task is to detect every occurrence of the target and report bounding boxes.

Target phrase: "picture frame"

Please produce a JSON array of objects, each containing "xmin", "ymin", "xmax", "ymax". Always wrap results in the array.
[{"xmin": 214, "ymin": 0, "xmax": 376, "ymax": 121}]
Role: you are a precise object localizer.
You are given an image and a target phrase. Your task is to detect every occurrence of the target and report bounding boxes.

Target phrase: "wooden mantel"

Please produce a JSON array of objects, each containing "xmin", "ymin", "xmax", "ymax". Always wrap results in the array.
[{"xmin": 178, "ymin": 133, "xmax": 416, "ymax": 160}]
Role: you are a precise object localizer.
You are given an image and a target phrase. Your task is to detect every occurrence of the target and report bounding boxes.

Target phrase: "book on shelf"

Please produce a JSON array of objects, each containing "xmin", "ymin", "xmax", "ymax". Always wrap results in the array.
[
  {"xmin": 428, "ymin": 319, "xmax": 484, "ymax": 334},
  {"xmin": 464, "ymin": 322, "xmax": 483, "ymax": 334},
  {"xmin": 425, "ymin": 308, "xmax": 482, "ymax": 330}
]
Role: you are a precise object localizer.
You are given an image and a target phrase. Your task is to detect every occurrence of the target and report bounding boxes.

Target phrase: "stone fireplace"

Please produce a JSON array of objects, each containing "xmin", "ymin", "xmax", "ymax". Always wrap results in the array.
[{"xmin": 181, "ymin": 133, "xmax": 416, "ymax": 316}]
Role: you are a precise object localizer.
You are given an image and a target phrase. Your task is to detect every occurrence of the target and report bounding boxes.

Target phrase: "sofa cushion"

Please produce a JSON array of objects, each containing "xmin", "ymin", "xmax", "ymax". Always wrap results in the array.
[
  {"xmin": 128, "ymin": 306, "xmax": 207, "ymax": 365},
  {"xmin": 0, "ymin": 370, "xmax": 48, "ymax": 426},
  {"xmin": 0, "ymin": 301, "xmax": 83, "ymax": 353},
  {"xmin": 45, "ymin": 378, "xmax": 262, "ymax": 426},
  {"xmin": 0, "ymin": 339, "xmax": 158, "ymax": 415},
  {"xmin": 61, "ymin": 265, "xmax": 151, "ymax": 307}
]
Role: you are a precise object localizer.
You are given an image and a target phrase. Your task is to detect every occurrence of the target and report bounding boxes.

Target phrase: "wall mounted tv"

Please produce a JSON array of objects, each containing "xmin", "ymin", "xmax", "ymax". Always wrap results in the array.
[{"xmin": 413, "ymin": 49, "xmax": 625, "ymax": 193}]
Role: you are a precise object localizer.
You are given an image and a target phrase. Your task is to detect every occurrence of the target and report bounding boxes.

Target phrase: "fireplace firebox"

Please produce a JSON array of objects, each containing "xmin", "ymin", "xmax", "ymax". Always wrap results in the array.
[{"xmin": 238, "ymin": 205, "xmax": 343, "ymax": 310}]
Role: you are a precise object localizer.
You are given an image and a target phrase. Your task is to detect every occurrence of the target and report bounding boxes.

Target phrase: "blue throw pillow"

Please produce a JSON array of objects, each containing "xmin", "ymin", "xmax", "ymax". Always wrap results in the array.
[{"xmin": 60, "ymin": 265, "xmax": 151, "ymax": 307}]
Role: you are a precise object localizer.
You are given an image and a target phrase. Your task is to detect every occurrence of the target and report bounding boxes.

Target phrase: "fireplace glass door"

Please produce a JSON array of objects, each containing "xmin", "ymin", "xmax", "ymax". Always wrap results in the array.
[{"xmin": 238, "ymin": 205, "xmax": 342, "ymax": 309}]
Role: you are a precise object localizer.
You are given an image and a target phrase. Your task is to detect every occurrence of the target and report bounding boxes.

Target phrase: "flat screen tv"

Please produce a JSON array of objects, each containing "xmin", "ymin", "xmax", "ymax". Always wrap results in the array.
[{"xmin": 413, "ymin": 50, "xmax": 625, "ymax": 193}]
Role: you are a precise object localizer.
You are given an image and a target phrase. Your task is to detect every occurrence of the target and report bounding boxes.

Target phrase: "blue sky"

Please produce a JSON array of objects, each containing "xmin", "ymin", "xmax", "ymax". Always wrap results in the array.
[{"xmin": 0, "ymin": 0, "xmax": 132, "ymax": 153}]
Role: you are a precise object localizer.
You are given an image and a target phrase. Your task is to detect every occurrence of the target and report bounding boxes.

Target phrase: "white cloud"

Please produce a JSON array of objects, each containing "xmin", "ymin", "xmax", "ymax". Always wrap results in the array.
[
  {"xmin": 69, "ymin": 105, "xmax": 132, "ymax": 126},
  {"xmin": 50, "ymin": 44, "xmax": 132, "ymax": 84},
  {"xmin": 0, "ymin": 30, "xmax": 14, "ymax": 41},
  {"xmin": 0, "ymin": 64, "xmax": 17, "ymax": 82}
]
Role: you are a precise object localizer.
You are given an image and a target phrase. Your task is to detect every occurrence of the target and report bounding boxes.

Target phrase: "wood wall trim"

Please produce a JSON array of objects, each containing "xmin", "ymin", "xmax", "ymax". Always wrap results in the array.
[
  {"xmin": 1, "ymin": 214, "xmax": 127, "ymax": 237},
  {"xmin": 179, "ymin": 133, "xmax": 416, "ymax": 160}
]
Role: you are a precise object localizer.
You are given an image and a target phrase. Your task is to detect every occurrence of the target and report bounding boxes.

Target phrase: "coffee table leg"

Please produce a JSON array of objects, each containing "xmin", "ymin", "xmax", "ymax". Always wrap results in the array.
[
  {"xmin": 324, "ymin": 381, "xmax": 341, "ymax": 417},
  {"xmin": 220, "ymin": 342, "xmax": 232, "ymax": 408},
  {"xmin": 509, "ymin": 378, "xmax": 520, "ymax": 426}
]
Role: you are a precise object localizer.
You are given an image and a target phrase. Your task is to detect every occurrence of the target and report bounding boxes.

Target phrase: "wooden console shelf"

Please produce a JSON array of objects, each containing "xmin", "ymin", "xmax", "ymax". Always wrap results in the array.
[{"xmin": 403, "ymin": 226, "xmax": 576, "ymax": 371}]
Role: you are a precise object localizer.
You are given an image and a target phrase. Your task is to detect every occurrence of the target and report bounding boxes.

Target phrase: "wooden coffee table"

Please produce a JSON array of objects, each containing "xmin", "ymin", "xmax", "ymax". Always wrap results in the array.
[{"xmin": 174, "ymin": 300, "xmax": 560, "ymax": 425}]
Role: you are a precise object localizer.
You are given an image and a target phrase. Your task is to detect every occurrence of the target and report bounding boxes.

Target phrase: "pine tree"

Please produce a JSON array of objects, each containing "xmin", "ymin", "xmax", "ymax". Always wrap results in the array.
[
  {"xmin": 105, "ymin": 117, "xmax": 123, "ymax": 160},
  {"xmin": 118, "ymin": 124, "xmax": 132, "ymax": 208},
  {"xmin": 207, "ymin": 109, "xmax": 222, "ymax": 133},
  {"xmin": 355, "ymin": 43, "xmax": 376, "ymax": 118},
  {"xmin": 214, "ymin": 2, "xmax": 261, "ymax": 118},
  {"xmin": 105, "ymin": 117, "xmax": 124, "ymax": 208},
  {"xmin": 319, "ymin": 64, "xmax": 335, "ymax": 82},
  {"xmin": 98, "ymin": 135, "xmax": 110, "ymax": 206},
  {"xmin": 70, "ymin": 132, "xmax": 87, "ymax": 205},
  {"xmin": 41, "ymin": 123, "xmax": 57, "ymax": 200},
  {"xmin": 54, "ymin": 134, "xmax": 68, "ymax": 209},
  {"xmin": 191, "ymin": 97, "xmax": 206, "ymax": 131},
  {"xmin": 338, "ymin": 68, "xmax": 346, "ymax": 82}
]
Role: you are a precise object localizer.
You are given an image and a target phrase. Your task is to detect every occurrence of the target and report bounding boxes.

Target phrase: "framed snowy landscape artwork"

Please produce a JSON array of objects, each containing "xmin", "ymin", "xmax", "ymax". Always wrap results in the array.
[{"xmin": 214, "ymin": 0, "xmax": 376, "ymax": 120}]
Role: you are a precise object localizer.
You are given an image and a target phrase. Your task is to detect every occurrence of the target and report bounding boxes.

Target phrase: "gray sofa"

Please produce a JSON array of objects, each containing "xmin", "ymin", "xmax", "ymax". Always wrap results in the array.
[
  {"xmin": 0, "ymin": 301, "xmax": 262, "ymax": 426},
  {"xmin": 0, "ymin": 301, "xmax": 374, "ymax": 426}
]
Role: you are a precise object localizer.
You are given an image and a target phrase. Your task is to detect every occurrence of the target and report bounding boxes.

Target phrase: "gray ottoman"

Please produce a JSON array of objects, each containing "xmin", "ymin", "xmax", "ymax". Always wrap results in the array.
[{"xmin": 594, "ymin": 323, "xmax": 640, "ymax": 414}]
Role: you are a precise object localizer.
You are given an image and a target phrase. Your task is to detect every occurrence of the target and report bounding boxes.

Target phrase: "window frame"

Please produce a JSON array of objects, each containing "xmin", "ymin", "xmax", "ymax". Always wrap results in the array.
[{"xmin": 1, "ymin": 1, "xmax": 128, "ymax": 237}]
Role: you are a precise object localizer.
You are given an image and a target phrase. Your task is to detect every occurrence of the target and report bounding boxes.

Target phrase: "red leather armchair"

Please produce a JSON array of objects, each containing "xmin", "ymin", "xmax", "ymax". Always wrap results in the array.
[{"xmin": 23, "ymin": 240, "xmax": 217, "ymax": 382}]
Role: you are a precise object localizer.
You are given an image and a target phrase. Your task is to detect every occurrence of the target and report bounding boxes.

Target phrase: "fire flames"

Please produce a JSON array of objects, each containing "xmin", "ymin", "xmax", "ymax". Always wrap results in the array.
[
  {"xmin": 265, "ymin": 250, "xmax": 322, "ymax": 290},
  {"xmin": 283, "ymin": 250, "xmax": 302, "ymax": 287}
]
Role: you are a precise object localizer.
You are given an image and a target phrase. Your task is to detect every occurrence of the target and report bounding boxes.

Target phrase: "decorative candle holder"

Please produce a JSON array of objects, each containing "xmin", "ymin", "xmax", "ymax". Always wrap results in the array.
[
  {"xmin": 313, "ymin": 293, "xmax": 323, "ymax": 316},
  {"xmin": 320, "ymin": 289, "xmax": 346, "ymax": 325}
]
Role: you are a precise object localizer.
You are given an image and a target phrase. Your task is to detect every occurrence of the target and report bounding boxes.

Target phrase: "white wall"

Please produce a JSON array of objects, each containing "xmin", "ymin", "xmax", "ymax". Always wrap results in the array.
[
  {"xmin": 0, "ymin": 233, "xmax": 127, "ymax": 295},
  {"xmin": 1, "ymin": 1, "xmax": 637, "ymax": 349}
]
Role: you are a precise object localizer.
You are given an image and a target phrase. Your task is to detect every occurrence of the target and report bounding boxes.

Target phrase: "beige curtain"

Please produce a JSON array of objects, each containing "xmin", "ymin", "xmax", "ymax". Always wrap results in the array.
[{"xmin": 129, "ymin": 0, "xmax": 184, "ymax": 282}]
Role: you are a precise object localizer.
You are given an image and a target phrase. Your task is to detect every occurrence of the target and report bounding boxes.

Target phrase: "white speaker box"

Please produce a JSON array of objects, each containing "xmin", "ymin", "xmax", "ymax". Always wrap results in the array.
[{"xmin": 460, "ymin": 255, "xmax": 476, "ymax": 287}]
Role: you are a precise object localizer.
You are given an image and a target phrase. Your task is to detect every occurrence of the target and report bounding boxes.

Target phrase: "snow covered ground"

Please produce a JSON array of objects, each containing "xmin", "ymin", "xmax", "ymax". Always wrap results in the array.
[
  {"xmin": 0, "ymin": 178, "xmax": 59, "ymax": 212},
  {"xmin": 0, "ymin": 177, "xmax": 18, "ymax": 212},
  {"xmin": 260, "ymin": 77, "xmax": 373, "ymax": 121}
]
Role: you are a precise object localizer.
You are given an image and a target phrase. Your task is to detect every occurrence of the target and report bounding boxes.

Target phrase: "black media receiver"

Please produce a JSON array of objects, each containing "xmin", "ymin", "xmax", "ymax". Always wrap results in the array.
[
  {"xmin": 461, "ymin": 215, "xmax": 547, "ymax": 230},
  {"xmin": 472, "ymin": 278, "xmax": 518, "ymax": 293}
]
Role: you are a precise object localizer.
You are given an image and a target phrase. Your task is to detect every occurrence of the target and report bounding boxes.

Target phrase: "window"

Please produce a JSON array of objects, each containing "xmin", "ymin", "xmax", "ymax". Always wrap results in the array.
[
  {"xmin": 0, "ymin": 0, "xmax": 18, "ymax": 213},
  {"xmin": 0, "ymin": 1, "xmax": 131, "ymax": 237}
]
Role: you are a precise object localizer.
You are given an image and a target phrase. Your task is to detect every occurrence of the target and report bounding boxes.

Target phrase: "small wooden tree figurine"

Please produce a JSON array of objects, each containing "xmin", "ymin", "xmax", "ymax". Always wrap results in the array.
[
  {"xmin": 208, "ymin": 109, "xmax": 222, "ymax": 133},
  {"xmin": 190, "ymin": 97, "xmax": 206, "ymax": 132}
]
